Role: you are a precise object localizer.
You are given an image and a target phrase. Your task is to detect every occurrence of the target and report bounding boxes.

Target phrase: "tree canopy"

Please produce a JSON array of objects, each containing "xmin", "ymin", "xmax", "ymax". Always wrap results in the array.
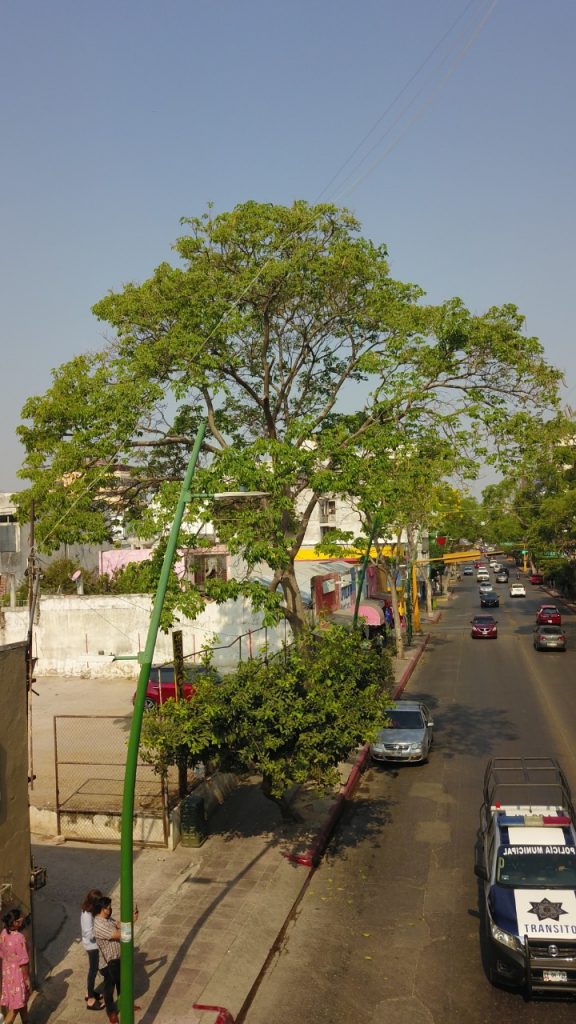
[{"xmin": 17, "ymin": 200, "xmax": 563, "ymax": 631}]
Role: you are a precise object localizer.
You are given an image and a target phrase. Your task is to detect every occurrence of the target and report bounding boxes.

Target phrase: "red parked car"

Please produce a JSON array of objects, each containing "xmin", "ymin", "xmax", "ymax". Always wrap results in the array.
[
  {"xmin": 536, "ymin": 604, "xmax": 562, "ymax": 626},
  {"xmin": 529, "ymin": 573, "xmax": 544, "ymax": 585},
  {"xmin": 471, "ymin": 615, "xmax": 498, "ymax": 639},
  {"xmin": 133, "ymin": 664, "xmax": 222, "ymax": 710}
]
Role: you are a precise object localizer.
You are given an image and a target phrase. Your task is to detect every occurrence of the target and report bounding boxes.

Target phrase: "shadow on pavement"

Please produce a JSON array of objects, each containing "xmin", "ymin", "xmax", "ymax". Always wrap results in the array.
[
  {"xmin": 137, "ymin": 842, "xmax": 277, "ymax": 1024},
  {"xmin": 326, "ymin": 793, "xmax": 397, "ymax": 858},
  {"xmin": 430, "ymin": 704, "xmax": 518, "ymax": 758},
  {"xmin": 29, "ymin": 969, "xmax": 73, "ymax": 1024}
]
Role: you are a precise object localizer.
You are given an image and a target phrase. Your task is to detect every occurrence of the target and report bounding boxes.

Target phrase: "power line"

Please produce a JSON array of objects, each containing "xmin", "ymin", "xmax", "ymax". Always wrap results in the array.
[
  {"xmin": 315, "ymin": 0, "xmax": 483, "ymax": 203},
  {"xmin": 333, "ymin": 0, "xmax": 500, "ymax": 202}
]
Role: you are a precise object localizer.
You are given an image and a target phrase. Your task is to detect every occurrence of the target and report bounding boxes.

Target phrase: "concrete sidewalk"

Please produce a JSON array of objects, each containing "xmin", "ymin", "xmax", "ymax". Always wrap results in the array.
[{"xmin": 29, "ymin": 629, "xmax": 435, "ymax": 1024}]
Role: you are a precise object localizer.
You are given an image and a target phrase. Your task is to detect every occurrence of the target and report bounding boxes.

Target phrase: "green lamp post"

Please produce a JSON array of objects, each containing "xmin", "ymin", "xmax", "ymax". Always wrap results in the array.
[{"xmin": 118, "ymin": 420, "xmax": 206, "ymax": 1024}]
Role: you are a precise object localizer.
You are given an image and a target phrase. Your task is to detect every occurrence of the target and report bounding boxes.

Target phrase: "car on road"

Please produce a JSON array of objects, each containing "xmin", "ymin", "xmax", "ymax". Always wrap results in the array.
[
  {"xmin": 370, "ymin": 700, "xmax": 434, "ymax": 765},
  {"xmin": 479, "ymin": 581, "xmax": 493, "ymax": 594},
  {"xmin": 135, "ymin": 663, "xmax": 223, "ymax": 709},
  {"xmin": 533, "ymin": 625, "xmax": 567, "ymax": 651},
  {"xmin": 495, "ymin": 570, "xmax": 509, "ymax": 583},
  {"xmin": 509, "ymin": 582, "xmax": 526, "ymax": 597},
  {"xmin": 471, "ymin": 615, "xmax": 498, "ymax": 638},
  {"xmin": 529, "ymin": 573, "xmax": 544, "ymax": 585},
  {"xmin": 463, "ymin": 565, "xmax": 474, "ymax": 576},
  {"xmin": 480, "ymin": 590, "xmax": 499, "ymax": 608},
  {"xmin": 477, "ymin": 571, "xmax": 490, "ymax": 583},
  {"xmin": 536, "ymin": 604, "xmax": 562, "ymax": 626},
  {"xmin": 475, "ymin": 756, "xmax": 576, "ymax": 995}
]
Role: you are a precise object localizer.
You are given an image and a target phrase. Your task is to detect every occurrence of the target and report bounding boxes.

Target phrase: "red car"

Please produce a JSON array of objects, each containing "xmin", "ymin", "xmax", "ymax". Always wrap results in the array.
[
  {"xmin": 134, "ymin": 664, "xmax": 222, "ymax": 709},
  {"xmin": 471, "ymin": 615, "xmax": 498, "ymax": 639},
  {"xmin": 536, "ymin": 604, "xmax": 562, "ymax": 626},
  {"xmin": 529, "ymin": 573, "xmax": 544, "ymax": 585}
]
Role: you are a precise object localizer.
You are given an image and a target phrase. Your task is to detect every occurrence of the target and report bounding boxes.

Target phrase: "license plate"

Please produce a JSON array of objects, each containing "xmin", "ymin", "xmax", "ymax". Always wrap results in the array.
[{"xmin": 543, "ymin": 970, "xmax": 567, "ymax": 983}]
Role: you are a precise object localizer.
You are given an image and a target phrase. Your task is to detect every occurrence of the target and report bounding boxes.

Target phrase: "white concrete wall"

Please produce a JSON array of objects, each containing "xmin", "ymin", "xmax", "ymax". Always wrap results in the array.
[{"xmin": 0, "ymin": 594, "xmax": 291, "ymax": 677}]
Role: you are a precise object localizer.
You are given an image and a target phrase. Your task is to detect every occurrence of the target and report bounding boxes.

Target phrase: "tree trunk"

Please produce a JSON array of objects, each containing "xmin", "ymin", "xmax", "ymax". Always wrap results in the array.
[
  {"xmin": 261, "ymin": 775, "xmax": 304, "ymax": 823},
  {"xmin": 177, "ymin": 748, "xmax": 188, "ymax": 800},
  {"xmin": 280, "ymin": 565, "xmax": 308, "ymax": 636},
  {"xmin": 425, "ymin": 577, "xmax": 433, "ymax": 615},
  {"xmin": 389, "ymin": 577, "xmax": 404, "ymax": 660}
]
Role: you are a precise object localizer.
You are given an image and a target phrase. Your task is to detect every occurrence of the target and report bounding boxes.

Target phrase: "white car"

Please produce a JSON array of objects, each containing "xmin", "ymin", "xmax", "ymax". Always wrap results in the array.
[
  {"xmin": 509, "ymin": 582, "xmax": 526, "ymax": 597},
  {"xmin": 477, "ymin": 572, "xmax": 490, "ymax": 583},
  {"xmin": 479, "ymin": 581, "xmax": 493, "ymax": 593}
]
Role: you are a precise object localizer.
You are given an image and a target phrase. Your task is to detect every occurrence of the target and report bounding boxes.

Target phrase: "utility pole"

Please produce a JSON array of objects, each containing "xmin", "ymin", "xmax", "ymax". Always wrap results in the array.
[
  {"xmin": 26, "ymin": 501, "xmax": 40, "ymax": 985},
  {"xmin": 26, "ymin": 501, "xmax": 40, "ymax": 787},
  {"xmin": 172, "ymin": 628, "xmax": 188, "ymax": 799}
]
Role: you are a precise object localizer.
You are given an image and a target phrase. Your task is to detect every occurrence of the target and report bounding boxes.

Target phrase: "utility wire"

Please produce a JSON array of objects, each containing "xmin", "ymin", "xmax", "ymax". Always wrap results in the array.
[
  {"xmin": 316, "ymin": 0, "xmax": 485, "ymax": 202},
  {"xmin": 334, "ymin": 0, "xmax": 499, "ymax": 201}
]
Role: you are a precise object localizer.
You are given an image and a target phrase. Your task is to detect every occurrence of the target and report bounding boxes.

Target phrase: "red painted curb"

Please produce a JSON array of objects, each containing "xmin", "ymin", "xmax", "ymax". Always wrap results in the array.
[
  {"xmin": 193, "ymin": 1004, "xmax": 235, "ymax": 1023},
  {"xmin": 285, "ymin": 633, "xmax": 431, "ymax": 869}
]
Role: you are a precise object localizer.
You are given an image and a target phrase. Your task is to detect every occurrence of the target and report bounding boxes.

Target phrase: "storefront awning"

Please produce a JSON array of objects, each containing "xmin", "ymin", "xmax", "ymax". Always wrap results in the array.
[
  {"xmin": 329, "ymin": 599, "xmax": 385, "ymax": 627},
  {"xmin": 356, "ymin": 599, "xmax": 385, "ymax": 625}
]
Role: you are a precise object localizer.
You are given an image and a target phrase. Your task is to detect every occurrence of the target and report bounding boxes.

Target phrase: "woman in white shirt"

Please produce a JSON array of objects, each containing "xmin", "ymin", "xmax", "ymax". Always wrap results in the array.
[{"xmin": 80, "ymin": 889, "xmax": 103, "ymax": 1010}]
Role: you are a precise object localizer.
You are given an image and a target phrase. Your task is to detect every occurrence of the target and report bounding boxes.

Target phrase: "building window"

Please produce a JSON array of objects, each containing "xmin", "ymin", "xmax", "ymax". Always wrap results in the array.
[
  {"xmin": 319, "ymin": 499, "xmax": 336, "ymax": 523},
  {"xmin": 320, "ymin": 525, "xmax": 336, "ymax": 539},
  {"xmin": 185, "ymin": 553, "xmax": 228, "ymax": 587},
  {"xmin": 0, "ymin": 515, "xmax": 18, "ymax": 553}
]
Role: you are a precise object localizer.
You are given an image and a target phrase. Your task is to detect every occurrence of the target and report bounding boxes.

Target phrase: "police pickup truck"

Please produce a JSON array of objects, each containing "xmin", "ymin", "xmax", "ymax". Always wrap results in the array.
[{"xmin": 475, "ymin": 756, "xmax": 576, "ymax": 996}]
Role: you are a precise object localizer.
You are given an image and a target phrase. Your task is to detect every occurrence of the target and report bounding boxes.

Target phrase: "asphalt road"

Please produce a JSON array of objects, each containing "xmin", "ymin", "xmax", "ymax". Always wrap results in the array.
[{"xmin": 242, "ymin": 570, "xmax": 576, "ymax": 1024}]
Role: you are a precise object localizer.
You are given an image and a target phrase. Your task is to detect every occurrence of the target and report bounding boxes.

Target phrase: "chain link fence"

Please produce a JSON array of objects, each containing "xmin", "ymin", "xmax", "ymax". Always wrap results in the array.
[{"xmin": 53, "ymin": 715, "xmax": 183, "ymax": 845}]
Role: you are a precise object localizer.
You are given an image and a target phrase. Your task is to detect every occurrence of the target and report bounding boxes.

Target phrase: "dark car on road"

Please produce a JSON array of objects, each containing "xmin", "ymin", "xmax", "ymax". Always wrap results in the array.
[
  {"xmin": 471, "ymin": 615, "xmax": 498, "ymax": 638},
  {"xmin": 533, "ymin": 625, "xmax": 567, "ymax": 651},
  {"xmin": 134, "ymin": 663, "xmax": 223, "ymax": 709},
  {"xmin": 529, "ymin": 573, "xmax": 544, "ymax": 585},
  {"xmin": 480, "ymin": 590, "xmax": 499, "ymax": 608}
]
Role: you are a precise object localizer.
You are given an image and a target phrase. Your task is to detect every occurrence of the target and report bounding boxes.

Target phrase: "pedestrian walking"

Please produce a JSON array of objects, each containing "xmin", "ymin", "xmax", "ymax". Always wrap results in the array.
[
  {"xmin": 93, "ymin": 897, "xmax": 140, "ymax": 1024},
  {"xmin": 80, "ymin": 888, "xmax": 104, "ymax": 1011},
  {"xmin": 0, "ymin": 908, "xmax": 31, "ymax": 1024}
]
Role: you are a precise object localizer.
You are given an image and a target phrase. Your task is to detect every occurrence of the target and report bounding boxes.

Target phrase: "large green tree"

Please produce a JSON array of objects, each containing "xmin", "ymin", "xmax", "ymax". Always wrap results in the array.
[
  {"xmin": 480, "ymin": 412, "xmax": 576, "ymax": 568},
  {"xmin": 17, "ymin": 200, "xmax": 562, "ymax": 632}
]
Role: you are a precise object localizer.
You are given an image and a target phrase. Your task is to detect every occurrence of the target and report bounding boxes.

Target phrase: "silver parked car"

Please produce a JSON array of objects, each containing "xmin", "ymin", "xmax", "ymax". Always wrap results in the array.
[{"xmin": 370, "ymin": 700, "xmax": 434, "ymax": 765}]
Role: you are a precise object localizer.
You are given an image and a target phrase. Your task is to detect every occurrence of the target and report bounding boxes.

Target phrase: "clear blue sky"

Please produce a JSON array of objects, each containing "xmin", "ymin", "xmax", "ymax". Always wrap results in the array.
[{"xmin": 2, "ymin": 0, "xmax": 575, "ymax": 492}]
